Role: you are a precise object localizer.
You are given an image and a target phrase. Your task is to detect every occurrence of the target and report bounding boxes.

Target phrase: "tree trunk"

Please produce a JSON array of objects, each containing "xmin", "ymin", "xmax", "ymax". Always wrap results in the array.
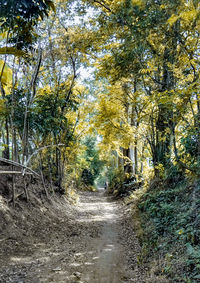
[
  {"xmin": 3, "ymin": 119, "xmax": 10, "ymax": 159},
  {"xmin": 154, "ymin": 41, "xmax": 176, "ymax": 175},
  {"xmin": 123, "ymin": 148, "xmax": 133, "ymax": 175},
  {"xmin": 196, "ymin": 96, "xmax": 200, "ymax": 163},
  {"xmin": 134, "ymin": 142, "xmax": 138, "ymax": 175}
]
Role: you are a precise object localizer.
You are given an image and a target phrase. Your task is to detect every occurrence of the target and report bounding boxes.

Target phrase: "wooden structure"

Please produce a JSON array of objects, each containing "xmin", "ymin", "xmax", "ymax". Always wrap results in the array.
[{"xmin": 0, "ymin": 157, "xmax": 44, "ymax": 206}]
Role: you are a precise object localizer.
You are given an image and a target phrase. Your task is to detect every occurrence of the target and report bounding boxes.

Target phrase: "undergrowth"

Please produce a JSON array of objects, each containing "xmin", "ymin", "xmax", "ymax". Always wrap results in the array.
[{"xmin": 136, "ymin": 179, "xmax": 200, "ymax": 282}]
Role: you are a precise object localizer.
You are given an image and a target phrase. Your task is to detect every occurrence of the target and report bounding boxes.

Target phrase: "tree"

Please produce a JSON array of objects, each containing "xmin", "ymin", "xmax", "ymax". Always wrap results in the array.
[
  {"xmin": 0, "ymin": 0, "xmax": 55, "ymax": 52},
  {"xmin": 79, "ymin": 0, "xmax": 200, "ymax": 178}
]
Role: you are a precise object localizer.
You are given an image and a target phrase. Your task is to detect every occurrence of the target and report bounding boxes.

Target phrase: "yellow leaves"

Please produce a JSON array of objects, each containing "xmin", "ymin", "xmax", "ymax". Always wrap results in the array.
[
  {"xmin": 56, "ymin": 26, "xmax": 96, "ymax": 60},
  {"xmin": 65, "ymin": 110, "xmax": 77, "ymax": 124},
  {"xmin": 160, "ymin": 4, "xmax": 166, "ymax": 9},
  {"xmin": 131, "ymin": 0, "xmax": 144, "ymax": 7},
  {"xmin": 139, "ymin": 68, "xmax": 149, "ymax": 75},
  {"xmin": 114, "ymin": 0, "xmax": 124, "ymax": 4},
  {"xmin": 147, "ymin": 31, "xmax": 165, "ymax": 56},
  {"xmin": 167, "ymin": 3, "xmax": 199, "ymax": 28},
  {"xmin": 38, "ymin": 85, "xmax": 51, "ymax": 95},
  {"xmin": 178, "ymin": 229, "xmax": 183, "ymax": 235},
  {"xmin": 93, "ymin": 84, "xmax": 137, "ymax": 150},
  {"xmin": 167, "ymin": 14, "xmax": 179, "ymax": 26},
  {"xmin": 180, "ymin": 9, "xmax": 198, "ymax": 23},
  {"xmin": 0, "ymin": 32, "xmax": 8, "ymax": 40},
  {"xmin": 168, "ymin": 4, "xmax": 199, "ymax": 27},
  {"xmin": 155, "ymin": 163, "xmax": 165, "ymax": 177},
  {"xmin": 0, "ymin": 99, "xmax": 7, "ymax": 118},
  {"xmin": 39, "ymin": 66, "xmax": 45, "ymax": 73},
  {"xmin": 74, "ymin": 84, "xmax": 86, "ymax": 96},
  {"xmin": 165, "ymin": 128, "xmax": 171, "ymax": 136},
  {"xmin": 139, "ymin": 61, "xmax": 157, "ymax": 75},
  {"xmin": 0, "ymin": 60, "xmax": 12, "ymax": 94},
  {"xmin": 0, "ymin": 47, "xmax": 26, "ymax": 57},
  {"xmin": 197, "ymin": 19, "xmax": 200, "ymax": 32},
  {"xmin": 104, "ymin": 41, "xmax": 120, "ymax": 50}
]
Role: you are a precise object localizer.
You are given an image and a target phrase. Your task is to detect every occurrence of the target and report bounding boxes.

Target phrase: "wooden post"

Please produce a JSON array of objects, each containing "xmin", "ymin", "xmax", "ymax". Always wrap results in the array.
[
  {"xmin": 40, "ymin": 168, "xmax": 49, "ymax": 198},
  {"xmin": 48, "ymin": 160, "xmax": 54, "ymax": 195},
  {"xmin": 23, "ymin": 176, "xmax": 29, "ymax": 202},
  {"xmin": 12, "ymin": 174, "xmax": 16, "ymax": 207},
  {"xmin": 39, "ymin": 154, "xmax": 49, "ymax": 198}
]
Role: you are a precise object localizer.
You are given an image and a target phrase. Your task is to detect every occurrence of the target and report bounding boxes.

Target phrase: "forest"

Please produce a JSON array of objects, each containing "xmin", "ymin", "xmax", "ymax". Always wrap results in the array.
[{"xmin": 0, "ymin": 0, "xmax": 200, "ymax": 282}]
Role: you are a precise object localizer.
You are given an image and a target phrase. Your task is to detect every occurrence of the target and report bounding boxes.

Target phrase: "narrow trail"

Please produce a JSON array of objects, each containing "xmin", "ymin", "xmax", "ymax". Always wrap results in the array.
[
  {"xmin": 0, "ymin": 190, "xmax": 146, "ymax": 283},
  {"xmin": 76, "ymin": 190, "xmax": 132, "ymax": 282}
]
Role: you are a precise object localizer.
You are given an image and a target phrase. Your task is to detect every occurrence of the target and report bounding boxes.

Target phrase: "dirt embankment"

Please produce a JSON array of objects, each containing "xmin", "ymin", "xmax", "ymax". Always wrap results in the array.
[{"xmin": 0, "ymin": 187, "xmax": 168, "ymax": 282}]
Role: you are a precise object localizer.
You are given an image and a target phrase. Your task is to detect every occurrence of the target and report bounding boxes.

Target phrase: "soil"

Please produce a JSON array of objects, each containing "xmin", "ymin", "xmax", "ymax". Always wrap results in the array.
[{"xmin": 0, "ymin": 188, "xmax": 167, "ymax": 282}]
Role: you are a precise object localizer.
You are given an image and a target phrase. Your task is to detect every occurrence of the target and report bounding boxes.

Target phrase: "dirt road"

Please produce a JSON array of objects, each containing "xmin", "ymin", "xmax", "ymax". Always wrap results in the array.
[
  {"xmin": 74, "ymin": 189, "xmax": 143, "ymax": 282},
  {"xmin": 0, "ymin": 190, "xmax": 145, "ymax": 283}
]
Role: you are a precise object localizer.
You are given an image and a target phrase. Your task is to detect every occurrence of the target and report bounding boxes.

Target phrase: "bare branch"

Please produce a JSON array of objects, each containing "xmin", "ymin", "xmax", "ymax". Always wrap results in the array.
[
  {"xmin": 93, "ymin": 0, "xmax": 112, "ymax": 12},
  {"xmin": 24, "ymin": 144, "xmax": 65, "ymax": 168},
  {"xmin": 30, "ymin": 48, "xmax": 43, "ymax": 104}
]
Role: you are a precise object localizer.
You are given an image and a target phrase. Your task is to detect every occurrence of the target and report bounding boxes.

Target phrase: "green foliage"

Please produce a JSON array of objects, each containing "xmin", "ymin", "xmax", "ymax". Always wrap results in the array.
[
  {"xmin": 138, "ymin": 180, "xmax": 200, "ymax": 281},
  {"xmin": 0, "ymin": 0, "xmax": 54, "ymax": 20},
  {"xmin": 81, "ymin": 168, "xmax": 94, "ymax": 186},
  {"xmin": 186, "ymin": 243, "xmax": 200, "ymax": 280},
  {"xmin": 33, "ymin": 89, "xmax": 77, "ymax": 138},
  {"xmin": 6, "ymin": 85, "xmax": 78, "ymax": 139},
  {"xmin": 0, "ymin": 0, "xmax": 55, "ymax": 50},
  {"xmin": 105, "ymin": 167, "xmax": 125, "ymax": 194},
  {"xmin": 80, "ymin": 136, "xmax": 105, "ymax": 186},
  {"xmin": 84, "ymin": 136, "xmax": 105, "ymax": 179},
  {"xmin": 180, "ymin": 126, "xmax": 199, "ymax": 158},
  {"xmin": 6, "ymin": 88, "xmax": 27, "ymax": 133}
]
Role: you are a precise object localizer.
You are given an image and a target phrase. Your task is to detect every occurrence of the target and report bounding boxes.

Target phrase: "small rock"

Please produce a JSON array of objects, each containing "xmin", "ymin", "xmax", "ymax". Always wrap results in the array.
[
  {"xmin": 52, "ymin": 267, "xmax": 62, "ymax": 272},
  {"xmin": 73, "ymin": 271, "xmax": 81, "ymax": 278}
]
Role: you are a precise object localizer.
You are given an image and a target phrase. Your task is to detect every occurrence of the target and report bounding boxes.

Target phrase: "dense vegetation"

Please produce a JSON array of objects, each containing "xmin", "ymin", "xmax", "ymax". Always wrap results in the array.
[{"xmin": 0, "ymin": 0, "xmax": 200, "ymax": 281}]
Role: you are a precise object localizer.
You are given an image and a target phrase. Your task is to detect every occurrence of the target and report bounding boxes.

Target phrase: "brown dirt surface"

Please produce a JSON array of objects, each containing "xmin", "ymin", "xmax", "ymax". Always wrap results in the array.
[{"xmin": 0, "ymin": 188, "xmax": 168, "ymax": 282}]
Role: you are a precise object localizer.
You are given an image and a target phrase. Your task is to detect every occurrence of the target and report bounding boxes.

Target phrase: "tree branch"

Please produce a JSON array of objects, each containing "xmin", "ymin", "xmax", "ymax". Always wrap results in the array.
[
  {"xmin": 30, "ymin": 48, "xmax": 43, "ymax": 104},
  {"xmin": 93, "ymin": 1, "xmax": 112, "ymax": 12}
]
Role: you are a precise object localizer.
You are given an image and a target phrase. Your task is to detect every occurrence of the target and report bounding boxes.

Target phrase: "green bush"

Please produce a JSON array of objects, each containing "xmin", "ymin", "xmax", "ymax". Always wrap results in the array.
[
  {"xmin": 81, "ymin": 168, "xmax": 94, "ymax": 186},
  {"xmin": 138, "ymin": 180, "xmax": 200, "ymax": 281}
]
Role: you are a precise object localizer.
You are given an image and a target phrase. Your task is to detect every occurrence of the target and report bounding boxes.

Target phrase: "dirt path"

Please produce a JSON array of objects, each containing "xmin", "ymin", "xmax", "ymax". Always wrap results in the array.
[
  {"xmin": 0, "ymin": 190, "xmax": 145, "ymax": 283},
  {"xmin": 75, "ymin": 189, "xmax": 138, "ymax": 282}
]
